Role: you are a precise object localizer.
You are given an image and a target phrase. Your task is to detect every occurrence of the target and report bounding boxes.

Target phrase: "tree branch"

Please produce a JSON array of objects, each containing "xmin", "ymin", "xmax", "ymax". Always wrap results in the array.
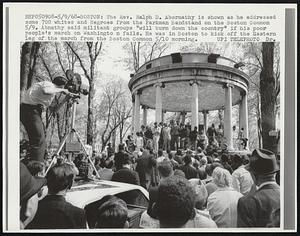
[
  {"xmin": 66, "ymin": 42, "xmax": 91, "ymax": 81},
  {"xmin": 55, "ymin": 43, "xmax": 67, "ymax": 77}
]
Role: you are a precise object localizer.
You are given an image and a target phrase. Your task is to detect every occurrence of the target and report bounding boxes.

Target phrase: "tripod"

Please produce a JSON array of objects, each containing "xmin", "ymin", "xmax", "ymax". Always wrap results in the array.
[{"xmin": 45, "ymin": 97, "xmax": 100, "ymax": 178}]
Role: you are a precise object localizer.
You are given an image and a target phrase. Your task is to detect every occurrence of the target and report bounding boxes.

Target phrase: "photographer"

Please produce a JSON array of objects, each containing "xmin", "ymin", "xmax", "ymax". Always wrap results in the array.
[{"xmin": 20, "ymin": 76, "xmax": 76, "ymax": 163}]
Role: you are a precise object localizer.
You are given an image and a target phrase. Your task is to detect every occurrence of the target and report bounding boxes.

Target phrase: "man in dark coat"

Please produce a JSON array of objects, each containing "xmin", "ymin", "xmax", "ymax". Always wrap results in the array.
[
  {"xmin": 135, "ymin": 150, "xmax": 156, "ymax": 189},
  {"xmin": 179, "ymin": 154, "xmax": 198, "ymax": 180},
  {"xmin": 112, "ymin": 153, "xmax": 140, "ymax": 186},
  {"xmin": 114, "ymin": 143, "xmax": 127, "ymax": 171},
  {"xmin": 27, "ymin": 163, "xmax": 86, "ymax": 229},
  {"xmin": 237, "ymin": 149, "xmax": 280, "ymax": 227}
]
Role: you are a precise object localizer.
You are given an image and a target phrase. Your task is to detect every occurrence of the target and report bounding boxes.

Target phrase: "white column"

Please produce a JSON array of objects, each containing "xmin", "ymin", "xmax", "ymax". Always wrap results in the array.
[
  {"xmin": 190, "ymin": 81, "xmax": 199, "ymax": 129},
  {"xmin": 224, "ymin": 84, "xmax": 233, "ymax": 150},
  {"xmin": 131, "ymin": 97, "xmax": 135, "ymax": 134},
  {"xmin": 241, "ymin": 91, "xmax": 249, "ymax": 141},
  {"xmin": 134, "ymin": 92, "xmax": 141, "ymax": 133},
  {"xmin": 154, "ymin": 83, "xmax": 163, "ymax": 123},
  {"xmin": 142, "ymin": 106, "xmax": 147, "ymax": 126},
  {"xmin": 239, "ymin": 101, "xmax": 243, "ymax": 131}
]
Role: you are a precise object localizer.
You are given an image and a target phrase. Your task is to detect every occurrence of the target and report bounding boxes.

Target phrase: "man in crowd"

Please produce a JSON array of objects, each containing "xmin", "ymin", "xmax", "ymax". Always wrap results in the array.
[
  {"xmin": 156, "ymin": 175, "xmax": 217, "ymax": 228},
  {"xmin": 190, "ymin": 126, "xmax": 199, "ymax": 150},
  {"xmin": 220, "ymin": 153, "xmax": 233, "ymax": 174},
  {"xmin": 98, "ymin": 156, "xmax": 114, "ymax": 181},
  {"xmin": 94, "ymin": 195, "xmax": 129, "ymax": 228},
  {"xmin": 27, "ymin": 163, "xmax": 86, "ymax": 229},
  {"xmin": 198, "ymin": 129, "xmax": 208, "ymax": 150},
  {"xmin": 231, "ymin": 154, "xmax": 254, "ymax": 195},
  {"xmin": 156, "ymin": 149, "xmax": 166, "ymax": 164},
  {"xmin": 179, "ymin": 154, "xmax": 198, "ymax": 180},
  {"xmin": 152, "ymin": 122, "xmax": 161, "ymax": 152},
  {"xmin": 20, "ymin": 76, "xmax": 76, "ymax": 162},
  {"xmin": 126, "ymin": 135, "xmax": 135, "ymax": 153},
  {"xmin": 139, "ymin": 161, "xmax": 174, "ymax": 228},
  {"xmin": 161, "ymin": 123, "xmax": 171, "ymax": 151},
  {"xmin": 144, "ymin": 126, "xmax": 154, "ymax": 150},
  {"xmin": 135, "ymin": 148, "xmax": 157, "ymax": 190},
  {"xmin": 135, "ymin": 132, "xmax": 144, "ymax": 151},
  {"xmin": 216, "ymin": 124, "xmax": 224, "ymax": 147},
  {"xmin": 179, "ymin": 123, "xmax": 187, "ymax": 149},
  {"xmin": 170, "ymin": 121, "xmax": 180, "ymax": 151},
  {"xmin": 112, "ymin": 153, "xmax": 140, "ymax": 186},
  {"xmin": 20, "ymin": 162, "xmax": 47, "ymax": 229},
  {"xmin": 105, "ymin": 143, "xmax": 114, "ymax": 158},
  {"xmin": 114, "ymin": 143, "xmax": 127, "ymax": 171},
  {"xmin": 206, "ymin": 123, "xmax": 217, "ymax": 145},
  {"xmin": 174, "ymin": 149, "xmax": 184, "ymax": 165},
  {"xmin": 238, "ymin": 127, "xmax": 248, "ymax": 150},
  {"xmin": 237, "ymin": 149, "xmax": 280, "ymax": 227}
]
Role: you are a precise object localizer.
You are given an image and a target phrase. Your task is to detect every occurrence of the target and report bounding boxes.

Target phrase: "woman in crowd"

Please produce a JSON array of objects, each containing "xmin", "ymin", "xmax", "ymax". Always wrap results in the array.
[{"xmin": 207, "ymin": 167, "xmax": 243, "ymax": 228}]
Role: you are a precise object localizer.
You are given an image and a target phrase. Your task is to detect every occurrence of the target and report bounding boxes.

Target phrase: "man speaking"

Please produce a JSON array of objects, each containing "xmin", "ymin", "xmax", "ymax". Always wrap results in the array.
[{"xmin": 20, "ymin": 76, "xmax": 74, "ymax": 163}]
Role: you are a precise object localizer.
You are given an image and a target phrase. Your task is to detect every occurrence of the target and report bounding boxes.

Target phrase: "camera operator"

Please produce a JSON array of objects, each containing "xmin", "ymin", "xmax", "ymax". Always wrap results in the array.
[{"xmin": 21, "ymin": 76, "xmax": 76, "ymax": 163}]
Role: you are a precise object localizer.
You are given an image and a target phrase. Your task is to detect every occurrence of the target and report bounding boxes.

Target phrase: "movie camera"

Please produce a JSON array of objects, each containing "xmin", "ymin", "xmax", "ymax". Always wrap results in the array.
[
  {"xmin": 45, "ymin": 69, "xmax": 99, "ymax": 178},
  {"xmin": 65, "ymin": 69, "xmax": 89, "ymax": 96}
]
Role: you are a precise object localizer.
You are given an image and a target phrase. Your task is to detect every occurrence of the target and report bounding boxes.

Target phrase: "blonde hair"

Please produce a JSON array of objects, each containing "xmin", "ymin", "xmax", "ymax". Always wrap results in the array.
[{"xmin": 212, "ymin": 167, "xmax": 233, "ymax": 188}]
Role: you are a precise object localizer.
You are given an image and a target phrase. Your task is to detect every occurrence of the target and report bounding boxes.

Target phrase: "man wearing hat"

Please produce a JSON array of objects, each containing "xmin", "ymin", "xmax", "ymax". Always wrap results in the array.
[
  {"xmin": 20, "ymin": 76, "xmax": 75, "ymax": 162},
  {"xmin": 20, "ymin": 162, "xmax": 47, "ymax": 229},
  {"xmin": 237, "ymin": 149, "xmax": 280, "ymax": 227}
]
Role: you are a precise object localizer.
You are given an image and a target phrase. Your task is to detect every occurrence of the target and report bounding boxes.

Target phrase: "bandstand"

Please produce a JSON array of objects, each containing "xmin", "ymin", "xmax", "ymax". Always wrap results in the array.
[{"xmin": 128, "ymin": 53, "xmax": 250, "ymax": 150}]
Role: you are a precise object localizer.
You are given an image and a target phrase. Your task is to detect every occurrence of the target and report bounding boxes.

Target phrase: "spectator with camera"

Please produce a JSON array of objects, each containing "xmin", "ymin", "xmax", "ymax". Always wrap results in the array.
[{"xmin": 27, "ymin": 163, "xmax": 86, "ymax": 229}]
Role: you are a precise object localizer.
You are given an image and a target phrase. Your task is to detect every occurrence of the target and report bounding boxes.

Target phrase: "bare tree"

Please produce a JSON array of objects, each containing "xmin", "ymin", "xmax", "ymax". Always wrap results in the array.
[
  {"xmin": 66, "ymin": 42, "xmax": 103, "ymax": 147},
  {"xmin": 122, "ymin": 39, "xmax": 169, "ymax": 72},
  {"xmin": 93, "ymin": 79, "xmax": 132, "ymax": 151}
]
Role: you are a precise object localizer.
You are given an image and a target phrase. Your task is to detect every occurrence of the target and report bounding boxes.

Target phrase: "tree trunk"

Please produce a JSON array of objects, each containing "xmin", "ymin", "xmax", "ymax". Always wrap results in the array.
[
  {"xmin": 256, "ymin": 93, "xmax": 263, "ymax": 148},
  {"xmin": 20, "ymin": 43, "xmax": 32, "ymax": 92},
  {"xmin": 27, "ymin": 43, "xmax": 40, "ymax": 88},
  {"xmin": 87, "ymin": 74, "xmax": 95, "ymax": 146},
  {"xmin": 260, "ymin": 42, "xmax": 277, "ymax": 153},
  {"xmin": 119, "ymin": 122, "xmax": 124, "ymax": 143},
  {"xmin": 20, "ymin": 42, "xmax": 40, "ymax": 99},
  {"xmin": 112, "ymin": 130, "xmax": 116, "ymax": 152}
]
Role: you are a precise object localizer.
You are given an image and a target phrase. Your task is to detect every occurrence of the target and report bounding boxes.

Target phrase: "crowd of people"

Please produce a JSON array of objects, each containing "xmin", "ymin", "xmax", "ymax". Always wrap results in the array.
[
  {"xmin": 20, "ymin": 128, "xmax": 281, "ymax": 229},
  {"xmin": 125, "ymin": 121, "xmax": 248, "ymax": 154},
  {"xmin": 19, "ymin": 74, "xmax": 279, "ymax": 230}
]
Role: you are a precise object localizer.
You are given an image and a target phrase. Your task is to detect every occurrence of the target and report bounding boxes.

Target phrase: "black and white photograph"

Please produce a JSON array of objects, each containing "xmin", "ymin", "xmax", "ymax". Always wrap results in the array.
[
  {"xmin": 2, "ymin": 3, "xmax": 297, "ymax": 233},
  {"xmin": 18, "ymin": 41, "xmax": 282, "ymax": 230}
]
